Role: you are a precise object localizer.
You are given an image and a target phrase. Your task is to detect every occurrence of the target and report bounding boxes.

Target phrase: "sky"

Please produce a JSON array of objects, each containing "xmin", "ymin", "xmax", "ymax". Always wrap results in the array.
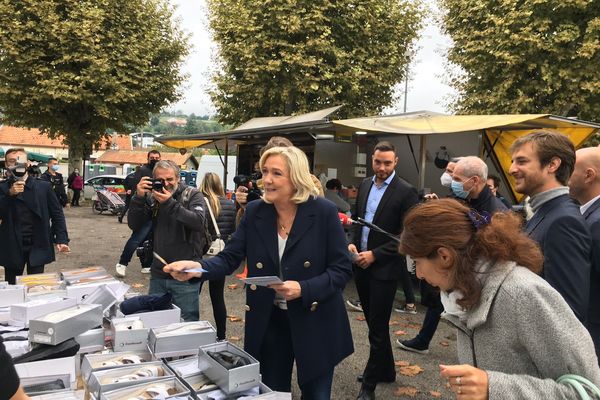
[{"xmin": 167, "ymin": 0, "xmax": 457, "ymax": 117}]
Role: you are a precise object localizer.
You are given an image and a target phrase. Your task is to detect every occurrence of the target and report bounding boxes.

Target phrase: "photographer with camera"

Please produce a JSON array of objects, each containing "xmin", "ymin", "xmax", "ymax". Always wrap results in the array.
[
  {"xmin": 115, "ymin": 150, "xmax": 161, "ymax": 276},
  {"xmin": 0, "ymin": 148, "xmax": 70, "ymax": 284},
  {"xmin": 127, "ymin": 160, "xmax": 208, "ymax": 321}
]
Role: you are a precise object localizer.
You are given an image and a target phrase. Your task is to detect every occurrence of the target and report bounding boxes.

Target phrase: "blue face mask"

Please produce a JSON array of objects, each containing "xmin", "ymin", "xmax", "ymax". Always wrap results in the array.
[
  {"xmin": 51, "ymin": 165, "xmax": 60, "ymax": 172},
  {"xmin": 451, "ymin": 179, "xmax": 471, "ymax": 199}
]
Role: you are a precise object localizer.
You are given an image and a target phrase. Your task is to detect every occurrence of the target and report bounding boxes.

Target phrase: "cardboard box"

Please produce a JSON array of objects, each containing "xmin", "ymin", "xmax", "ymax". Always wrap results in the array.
[
  {"xmin": 179, "ymin": 371, "xmax": 218, "ymax": 394},
  {"xmin": 10, "ymin": 297, "xmax": 78, "ymax": 327},
  {"xmin": 100, "ymin": 376, "xmax": 190, "ymax": 400},
  {"xmin": 29, "ymin": 391, "xmax": 85, "ymax": 400},
  {"xmin": 148, "ymin": 321, "xmax": 216, "ymax": 358},
  {"xmin": 82, "ymin": 284, "xmax": 127, "ymax": 314},
  {"xmin": 166, "ymin": 356, "xmax": 202, "ymax": 378},
  {"xmin": 196, "ymin": 383, "xmax": 279, "ymax": 400},
  {"xmin": 15, "ymin": 356, "xmax": 77, "ymax": 387},
  {"xmin": 66, "ymin": 281, "xmax": 124, "ymax": 304},
  {"xmin": 198, "ymin": 341, "xmax": 260, "ymax": 394},
  {"xmin": 81, "ymin": 350, "xmax": 153, "ymax": 383},
  {"xmin": 115, "ymin": 303, "xmax": 181, "ymax": 328},
  {"xmin": 0, "ymin": 284, "xmax": 26, "ymax": 307},
  {"xmin": 21, "ymin": 374, "xmax": 71, "ymax": 396},
  {"xmin": 29, "ymin": 304, "xmax": 103, "ymax": 345},
  {"xmin": 87, "ymin": 360, "xmax": 173, "ymax": 397},
  {"xmin": 75, "ymin": 328, "xmax": 106, "ymax": 354},
  {"xmin": 110, "ymin": 317, "xmax": 149, "ymax": 352}
]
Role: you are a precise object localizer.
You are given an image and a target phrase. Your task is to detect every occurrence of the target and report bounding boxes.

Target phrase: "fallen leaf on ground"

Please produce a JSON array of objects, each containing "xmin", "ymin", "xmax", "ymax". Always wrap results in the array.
[
  {"xmin": 131, "ymin": 283, "xmax": 144, "ymax": 289},
  {"xmin": 356, "ymin": 316, "xmax": 366, "ymax": 321},
  {"xmin": 439, "ymin": 341, "xmax": 450, "ymax": 347},
  {"xmin": 389, "ymin": 320, "xmax": 400, "ymax": 326},
  {"xmin": 227, "ymin": 284, "xmax": 239, "ymax": 290},
  {"xmin": 227, "ymin": 315, "xmax": 242, "ymax": 322},
  {"xmin": 394, "ymin": 360, "xmax": 410, "ymax": 367},
  {"xmin": 429, "ymin": 390, "xmax": 442, "ymax": 398},
  {"xmin": 407, "ymin": 323, "xmax": 422, "ymax": 330},
  {"xmin": 394, "ymin": 330, "xmax": 407, "ymax": 336},
  {"xmin": 399, "ymin": 365, "xmax": 424, "ymax": 377},
  {"xmin": 394, "ymin": 386, "xmax": 418, "ymax": 397},
  {"xmin": 229, "ymin": 336, "xmax": 241, "ymax": 342}
]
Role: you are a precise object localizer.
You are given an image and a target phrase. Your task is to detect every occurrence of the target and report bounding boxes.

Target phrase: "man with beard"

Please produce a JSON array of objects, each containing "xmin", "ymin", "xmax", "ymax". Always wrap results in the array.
[
  {"xmin": 115, "ymin": 150, "xmax": 161, "ymax": 276},
  {"xmin": 128, "ymin": 160, "xmax": 208, "ymax": 321},
  {"xmin": 349, "ymin": 141, "xmax": 419, "ymax": 400}
]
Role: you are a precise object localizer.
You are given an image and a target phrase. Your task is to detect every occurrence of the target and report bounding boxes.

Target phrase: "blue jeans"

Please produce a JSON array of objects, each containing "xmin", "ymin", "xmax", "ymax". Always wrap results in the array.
[
  {"xmin": 118, "ymin": 220, "xmax": 152, "ymax": 266},
  {"xmin": 149, "ymin": 277, "xmax": 200, "ymax": 321}
]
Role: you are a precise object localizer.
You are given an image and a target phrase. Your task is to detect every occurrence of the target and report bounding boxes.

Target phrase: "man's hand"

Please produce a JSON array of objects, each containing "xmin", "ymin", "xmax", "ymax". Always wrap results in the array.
[
  {"xmin": 163, "ymin": 260, "xmax": 203, "ymax": 281},
  {"xmin": 136, "ymin": 177, "xmax": 152, "ymax": 197},
  {"xmin": 152, "ymin": 187, "xmax": 173, "ymax": 204},
  {"xmin": 235, "ymin": 186, "xmax": 248, "ymax": 208},
  {"xmin": 56, "ymin": 244, "xmax": 70, "ymax": 253},
  {"xmin": 9, "ymin": 181, "xmax": 25, "ymax": 196},
  {"xmin": 440, "ymin": 364, "xmax": 489, "ymax": 400},
  {"xmin": 356, "ymin": 250, "xmax": 375, "ymax": 269},
  {"xmin": 269, "ymin": 280, "xmax": 302, "ymax": 301}
]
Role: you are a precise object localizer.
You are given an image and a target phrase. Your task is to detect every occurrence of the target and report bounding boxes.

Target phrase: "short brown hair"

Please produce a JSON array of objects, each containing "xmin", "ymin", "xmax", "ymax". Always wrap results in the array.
[
  {"xmin": 260, "ymin": 136, "xmax": 293, "ymax": 156},
  {"xmin": 510, "ymin": 130, "xmax": 575, "ymax": 185},
  {"xmin": 374, "ymin": 141, "xmax": 396, "ymax": 154},
  {"xmin": 399, "ymin": 199, "xmax": 542, "ymax": 310},
  {"xmin": 5, "ymin": 147, "xmax": 27, "ymax": 158}
]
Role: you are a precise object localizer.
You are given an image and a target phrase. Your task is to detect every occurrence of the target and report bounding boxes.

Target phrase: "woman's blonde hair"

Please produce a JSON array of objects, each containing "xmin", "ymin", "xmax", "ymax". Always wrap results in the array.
[
  {"xmin": 259, "ymin": 146, "xmax": 318, "ymax": 204},
  {"xmin": 200, "ymin": 172, "xmax": 225, "ymax": 216}
]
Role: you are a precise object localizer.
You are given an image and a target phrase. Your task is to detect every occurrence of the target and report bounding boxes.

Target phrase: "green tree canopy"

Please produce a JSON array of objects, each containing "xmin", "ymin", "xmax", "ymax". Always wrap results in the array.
[
  {"xmin": 207, "ymin": 0, "xmax": 424, "ymax": 125},
  {"xmin": 0, "ymin": 0, "xmax": 188, "ymax": 167},
  {"xmin": 440, "ymin": 0, "xmax": 600, "ymax": 121}
]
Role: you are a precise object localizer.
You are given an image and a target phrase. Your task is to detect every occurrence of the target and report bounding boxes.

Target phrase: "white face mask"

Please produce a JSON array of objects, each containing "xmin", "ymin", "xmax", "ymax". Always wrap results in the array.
[{"xmin": 440, "ymin": 172, "xmax": 453, "ymax": 187}]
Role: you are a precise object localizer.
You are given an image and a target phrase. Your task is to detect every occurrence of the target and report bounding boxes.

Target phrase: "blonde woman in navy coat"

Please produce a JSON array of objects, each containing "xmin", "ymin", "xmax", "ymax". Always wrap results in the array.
[{"xmin": 164, "ymin": 146, "xmax": 354, "ymax": 399}]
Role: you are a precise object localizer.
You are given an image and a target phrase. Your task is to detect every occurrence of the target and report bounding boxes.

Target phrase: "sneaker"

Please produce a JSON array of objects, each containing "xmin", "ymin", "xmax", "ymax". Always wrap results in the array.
[
  {"xmin": 396, "ymin": 338, "xmax": 429, "ymax": 354},
  {"xmin": 346, "ymin": 299, "xmax": 363, "ymax": 312},
  {"xmin": 394, "ymin": 303, "xmax": 417, "ymax": 314},
  {"xmin": 115, "ymin": 263, "xmax": 127, "ymax": 278},
  {"xmin": 141, "ymin": 267, "xmax": 151, "ymax": 274}
]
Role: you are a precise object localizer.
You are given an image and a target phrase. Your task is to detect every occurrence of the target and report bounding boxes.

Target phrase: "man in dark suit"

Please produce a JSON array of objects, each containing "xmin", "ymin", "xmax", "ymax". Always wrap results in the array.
[
  {"xmin": 0, "ymin": 148, "xmax": 70, "ymax": 284},
  {"xmin": 509, "ymin": 130, "xmax": 591, "ymax": 322},
  {"xmin": 40, "ymin": 157, "xmax": 68, "ymax": 207},
  {"xmin": 349, "ymin": 141, "xmax": 419, "ymax": 400},
  {"xmin": 568, "ymin": 146, "xmax": 600, "ymax": 360}
]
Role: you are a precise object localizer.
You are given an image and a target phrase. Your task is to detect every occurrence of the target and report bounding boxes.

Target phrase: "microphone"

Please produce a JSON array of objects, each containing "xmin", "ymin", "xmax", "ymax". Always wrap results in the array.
[{"xmin": 338, "ymin": 213, "xmax": 362, "ymax": 226}]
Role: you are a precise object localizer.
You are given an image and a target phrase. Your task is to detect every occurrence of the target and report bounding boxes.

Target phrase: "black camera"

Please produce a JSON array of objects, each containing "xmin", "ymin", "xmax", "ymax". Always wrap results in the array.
[
  {"xmin": 5, "ymin": 164, "xmax": 27, "ymax": 187},
  {"xmin": 233, "ymin": 172, "xmax": 262, "ymax": 202},
  {"xmin": 136, "ymin": 239, "xmax": 153, "ymax": 268},
  {"xmin": 151, "ymin": 179, "xmax": 164, "ymax": 192}
]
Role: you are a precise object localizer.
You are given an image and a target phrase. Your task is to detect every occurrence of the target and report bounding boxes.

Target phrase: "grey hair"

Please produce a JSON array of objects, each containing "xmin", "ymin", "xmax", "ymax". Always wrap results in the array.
[
  {"xmin": 153, "ymin": 160, "xmax": 180, "ymax": 176},
  {"xmin": 456, "ymin": 156, "xmax": 488, "ymax": 180}
]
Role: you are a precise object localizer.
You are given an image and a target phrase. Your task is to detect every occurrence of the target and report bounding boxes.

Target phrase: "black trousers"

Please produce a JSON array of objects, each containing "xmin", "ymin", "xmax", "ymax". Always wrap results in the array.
[
  {"xmin": 355, "ymin": 272, "xmax": 398, "ymax": 389},
  {"xmin": 4, "ymin": 242, "xmax": 44, "ymax": 284},
  {"xmin": 199, "ymin": 278, "xmax": 227, "ymax": 340},
  {"xmin": 70, "ymin": 189, "xmax": 81, "ymax": 206}
]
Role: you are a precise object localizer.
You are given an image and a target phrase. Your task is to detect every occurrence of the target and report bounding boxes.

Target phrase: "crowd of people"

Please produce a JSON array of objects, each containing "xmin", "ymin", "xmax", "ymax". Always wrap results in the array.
[{"xmin": 2, "ymin": 129, "xmax": 600, "ymax": 399}]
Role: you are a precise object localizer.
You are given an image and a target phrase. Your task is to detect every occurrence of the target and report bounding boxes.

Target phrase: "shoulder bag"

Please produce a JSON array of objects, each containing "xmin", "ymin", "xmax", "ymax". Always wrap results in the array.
[{"xmin": 204, "ymin": 197, "xmax": 225, "ymax": 258}]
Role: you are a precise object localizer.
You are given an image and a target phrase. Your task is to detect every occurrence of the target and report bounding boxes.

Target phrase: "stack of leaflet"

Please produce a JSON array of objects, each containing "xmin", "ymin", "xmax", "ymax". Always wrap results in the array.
[
  {"xmin": 61, "ymin": 267, "xmax": 113, "ymax": 286},
  {"xmin": 17, "ymin": 273, "xmax": 63, "ymax": 294}
]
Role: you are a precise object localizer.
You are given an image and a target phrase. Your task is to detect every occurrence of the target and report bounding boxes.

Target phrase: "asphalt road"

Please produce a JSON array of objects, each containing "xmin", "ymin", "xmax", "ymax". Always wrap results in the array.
[{"xmin": 4, "ymin": 204, "xmax": 458, "ymax": 399}]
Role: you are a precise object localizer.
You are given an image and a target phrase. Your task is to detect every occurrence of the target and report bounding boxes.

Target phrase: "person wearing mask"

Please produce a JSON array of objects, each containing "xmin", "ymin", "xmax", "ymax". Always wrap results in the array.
[
  {"xmin": 350, "ymin": 141, "xmax": 419, "ymax": 400},
  {"xmin": 163, "ymin": 146, "xmax": 354, "ymax": 399},
  {"xmin": 115, "ymin": 151, "xmax": 161, "ymax": 276},
  {"xmin": 509, "ymin": 130, "xmax": 591, "ymax": 321},
  {"xmin": 67, "ymin": 169, "xmax": 83, "ymax": 207},
  {"xmin": 568, "ymin": 146, "xmax": 600, "ymax": 361},
  {"xmin": 0, "ymin": 148, "xmax": 70, "ymax": 284},
  {"xmin": 324, "ymin": 178, "xmax": 351, "ymax": 213},
  {"xmin": 40, "ymin": 157, "xmax": 68, "ymax": 207},
  {"xmin": 128, "ymin": 160, "xmax": 208, "ymax": 321},
  {"xmin": 199, "ymin": 172, "xmax": 236, "ymax": 341},
  {"xmin": 486, "ymin": 174, "xmax": 512, "ymax": 208},
  {"xmin": 400, "ymin": 199, "xmax": 600, "ymax": 398}
]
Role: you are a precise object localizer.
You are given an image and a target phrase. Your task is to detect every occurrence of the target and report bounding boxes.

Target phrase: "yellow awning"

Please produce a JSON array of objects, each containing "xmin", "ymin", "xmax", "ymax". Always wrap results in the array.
[{"xmin": 156, "ymin": 139, "xmax": 214, "ymax": 149}]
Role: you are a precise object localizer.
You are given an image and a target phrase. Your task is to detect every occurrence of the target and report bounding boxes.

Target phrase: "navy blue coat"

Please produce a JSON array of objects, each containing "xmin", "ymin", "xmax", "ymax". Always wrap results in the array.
[
  {"xmin": 0, "ymin": 177, "xmax": 69, "ymax": 270},
  {"xmin": 526, "ymin": 194, "xmax": 592, "ymax": 321},
  {"xmin": 583, "ymin": 197, "xmax": 600, "ymax": 324},
  {"xmin": 199, "ymin": 196, "xmax": 354, "ymax": 385}
]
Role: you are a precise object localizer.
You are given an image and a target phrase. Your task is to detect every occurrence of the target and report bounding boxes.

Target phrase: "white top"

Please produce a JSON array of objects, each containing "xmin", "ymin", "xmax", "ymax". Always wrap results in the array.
[
  {"xmin": 580, "ymin": 194, "xmax": 600, "ymax": 215},
  {"xmin": 274, "ymin": 235, "xmax": 288, "ymax": 309}
]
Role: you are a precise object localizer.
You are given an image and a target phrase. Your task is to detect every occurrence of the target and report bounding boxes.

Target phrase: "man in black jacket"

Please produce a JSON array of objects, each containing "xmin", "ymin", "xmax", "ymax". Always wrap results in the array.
[
  {"xmin": 128, "ymin": 160, "xmax": 207, "ymax": 321},
  {"xmin": 40, "ymin": 157, "xmax": 68, "ymax": 207},
  {"xmin": 349, "ymin": 141, "xmax": 419, "ymax": 400},
  {"xmin": 0, "ymin": 148, "xmax": 70, "ymax": 284}
]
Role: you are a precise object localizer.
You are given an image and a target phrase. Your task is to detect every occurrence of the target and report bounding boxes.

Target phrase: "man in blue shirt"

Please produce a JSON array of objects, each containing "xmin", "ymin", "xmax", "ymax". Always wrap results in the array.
[{"xmin": 349, "ymin": 141, "xmax": 419, "ymax": 400}]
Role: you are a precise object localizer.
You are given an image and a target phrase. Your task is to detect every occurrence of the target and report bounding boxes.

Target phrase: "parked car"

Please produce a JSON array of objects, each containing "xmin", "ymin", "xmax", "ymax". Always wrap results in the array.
[{"xmin": 83, "ymin": 174, "xmax": 126, "ymax": 200}]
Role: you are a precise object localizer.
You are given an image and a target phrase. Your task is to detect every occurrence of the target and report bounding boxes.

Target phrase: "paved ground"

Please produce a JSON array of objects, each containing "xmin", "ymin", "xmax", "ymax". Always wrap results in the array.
[{"xmin": 4, "ymin": 204, "xmax": 458, "ymax": 399}]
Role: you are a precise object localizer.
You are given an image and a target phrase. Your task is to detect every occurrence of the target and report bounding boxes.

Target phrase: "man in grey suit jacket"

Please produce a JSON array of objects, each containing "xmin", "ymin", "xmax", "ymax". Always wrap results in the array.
[
  {"xmin": 509, "ymin": 130, "xmax": 591, "ymax": 322},
  {"xmin": 349, "ymin": 141, "xmax": 418, "ymax": 400},
  {"xmin": 569, "ymin": 146, "xmax": 600, "ymax": 361}
]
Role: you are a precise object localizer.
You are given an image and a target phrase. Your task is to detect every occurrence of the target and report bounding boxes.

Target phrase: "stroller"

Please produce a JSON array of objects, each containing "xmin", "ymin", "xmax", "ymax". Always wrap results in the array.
[{"xmin": 92, "ymin": 188, "xmax": 125, "ymax": 215}]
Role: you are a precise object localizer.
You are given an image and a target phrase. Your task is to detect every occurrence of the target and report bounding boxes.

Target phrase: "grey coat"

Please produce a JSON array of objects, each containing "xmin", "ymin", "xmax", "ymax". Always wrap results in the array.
[{"xmin": 444, "ymin": 261, "xmax": 600, "ymax": 399}]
